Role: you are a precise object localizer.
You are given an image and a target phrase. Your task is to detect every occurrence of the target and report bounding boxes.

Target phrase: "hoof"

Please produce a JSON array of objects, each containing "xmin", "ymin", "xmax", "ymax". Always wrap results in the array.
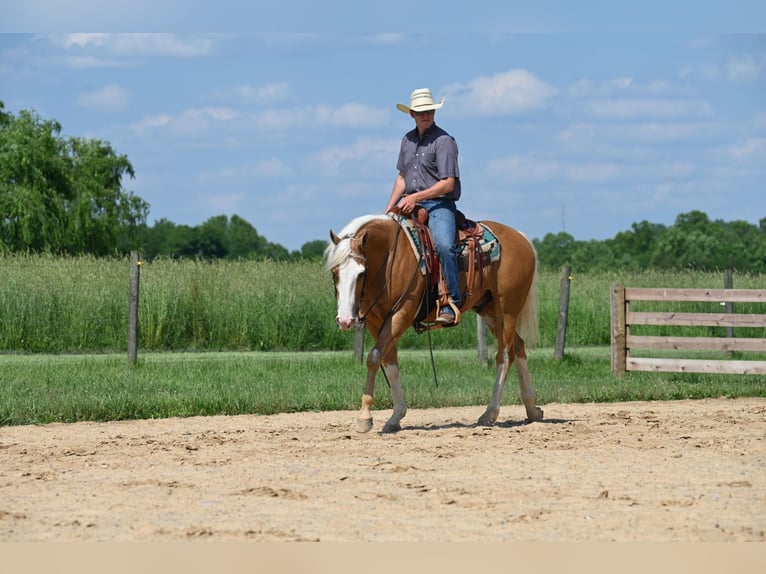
[
  {"xmin": 382, "ymin": 421, "xmax": 401, "ymax": 434},
  {"xmin": 527, "ymin": 407, "xmax": 544, "ymax": 422},
  {"xmin": 355, "ymin": 417, "xmax": 373, "ymax": 433},
  {"xmin": 477, "ymin": 409, "xmax": 499, "ymax": 427}
]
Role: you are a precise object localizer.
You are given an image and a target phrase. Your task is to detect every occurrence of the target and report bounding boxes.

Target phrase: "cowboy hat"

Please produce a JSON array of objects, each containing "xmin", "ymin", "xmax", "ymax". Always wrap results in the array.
[{"xmin": 396, "ymin": 88, "xmax": 445, "ymax": 114}]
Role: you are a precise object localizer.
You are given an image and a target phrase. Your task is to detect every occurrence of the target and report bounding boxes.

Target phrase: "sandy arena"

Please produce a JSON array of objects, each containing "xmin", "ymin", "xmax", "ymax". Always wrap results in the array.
[{"xmin": 1, "ymin": 397, "xmax": 764, "ymax": 542}]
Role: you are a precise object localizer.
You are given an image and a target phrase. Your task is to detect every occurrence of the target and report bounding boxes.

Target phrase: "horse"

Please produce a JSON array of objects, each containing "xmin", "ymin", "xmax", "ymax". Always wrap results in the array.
[{"xmin": 324, "ymin": 213, "xmax": 544, "ymax": 433}]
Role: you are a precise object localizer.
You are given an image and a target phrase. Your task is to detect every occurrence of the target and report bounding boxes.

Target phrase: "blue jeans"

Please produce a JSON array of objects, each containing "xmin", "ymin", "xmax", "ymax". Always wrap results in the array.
[{"xmin": 420, "ymin": 198, "xmax": 461, "ymax": 308}]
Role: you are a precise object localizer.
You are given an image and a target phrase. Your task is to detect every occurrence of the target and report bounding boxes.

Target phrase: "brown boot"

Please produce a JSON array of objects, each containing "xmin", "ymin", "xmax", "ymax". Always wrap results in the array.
[{"xmin": 435, "ymin": 308, "xmax": 456, "ymax": 325}]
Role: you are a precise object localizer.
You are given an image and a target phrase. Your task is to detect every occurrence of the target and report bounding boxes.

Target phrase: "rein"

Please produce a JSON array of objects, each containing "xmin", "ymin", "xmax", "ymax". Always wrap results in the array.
[
  {"xmin": 354, "ymin": 218, "xmax": 440, "ymax": 388},
  {"xmin": 357, "ymin": 221, "xmax": 415, "ymax": 323}
]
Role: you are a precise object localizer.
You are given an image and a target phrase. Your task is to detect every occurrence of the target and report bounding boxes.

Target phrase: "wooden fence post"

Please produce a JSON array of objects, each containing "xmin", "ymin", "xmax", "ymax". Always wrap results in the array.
[
  {"xmin": 353, "ymin": 324, "xmax": 365, "ymax": 363},
  {"xmin": 554, "ymin": 264, "xmax": 572, "ymax": 360},
  {"xmin": 611, "ymin": 283, "xmax": 626, "ymax": 377},
  {"xmin": 128, "ymin": 251, "xmax": 141, "ymax": 365},
  {"xmin": 724, "ymin": 269, "xmax": 734, "ymax": 357},
  {"xmin": 477, "ymin": 315, "xmax": 489, "ymax": 364}
]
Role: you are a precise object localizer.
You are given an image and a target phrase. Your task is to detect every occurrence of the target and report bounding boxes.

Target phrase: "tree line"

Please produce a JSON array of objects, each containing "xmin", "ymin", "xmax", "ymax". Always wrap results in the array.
[
  {"xmin": 533, "ymin": 210, "xmax": 766, "ymax": 273},
  {"xmin": 2, "ymin": 102, "xmax": 765, "ymax": 270}
]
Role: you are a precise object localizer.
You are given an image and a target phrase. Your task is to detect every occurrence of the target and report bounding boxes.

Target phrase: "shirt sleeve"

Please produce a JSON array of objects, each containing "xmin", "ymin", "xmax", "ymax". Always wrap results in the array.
[{"xmin": 435, "ymin": 135, "xmax": 460, "ymax": 179}]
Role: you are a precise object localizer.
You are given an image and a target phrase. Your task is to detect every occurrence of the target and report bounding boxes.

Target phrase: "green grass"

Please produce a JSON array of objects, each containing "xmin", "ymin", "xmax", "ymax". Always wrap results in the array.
[
  {"xmin": 1, "ymin": 254, "xmax": 764, "ymax": 353},
  {"xmin": 1, "ymin": 348, "xmax": 763, "ymax": 427},
  {"xmin": 0, "ymin": 256, "xmax": 763, "ymax": 427}
]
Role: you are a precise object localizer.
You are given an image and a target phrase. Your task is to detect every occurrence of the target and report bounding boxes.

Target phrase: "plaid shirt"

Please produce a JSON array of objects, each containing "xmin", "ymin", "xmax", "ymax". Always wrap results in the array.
[{"xmin": 396, "ymin": 123, "xmax": 461, "ymax": 201}]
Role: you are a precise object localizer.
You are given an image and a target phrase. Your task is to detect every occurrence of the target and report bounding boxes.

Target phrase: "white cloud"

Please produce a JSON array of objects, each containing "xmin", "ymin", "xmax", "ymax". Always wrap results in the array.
[
  {"xmin": 727, "ymin": 54, "xmax": 763, "ymax": 81},
  {"xmin": 130, "ymin": 107, "xmax": 237, "ymax": 135},
  {"xmin": 254, "ymin": 158, "xmax": 293, "ymax": 178},
  {"xmin": 64, "ymin": 55, "xmax": 133, "ymax": 69},
  {"xmin": 367, "ymin": 34, "xmax": 406, "ymax": 45},
  {"xmin": 557, "ymin": 121, "xmax": 714, "ymax": 149},
  {"xmin": 63, "ymin": 33, "xmax": 109, "ymax": 48},
  {"xmin": 253, "ymin": 107, "xmax": 310, "ymax": 131},
  {"xmin": 130, "ymin": 114, "xmax": 174, "ymax": 132},
  {"xmin": 55, "ymin": 33, "xmax": 215, "ymax": 58},
  {"xmin": 204, "ymin": 192, "xmax": 246, "ymax": 213},
  {"xmin": 626, "ymin": 121, "xmax": 714, "ymax": 142},
  {"xmin": 311, "ymin": 138, "xmax": 397, "ymax": 176},
  {"xmin": 696, "ymin": 62, "xmax": 721, "ymax": 80},
  {"xmin": 723, "ymin": 137, "xmax": 766, "ymax": 161},
  {"xmin": 76, "ymin": 84, "xmax": 130, "ymax": 111},
  {"xmin": 566, "ymin": 77, "xmax": 680, "ymax": 98},
  {"xmin": 445, "ymin": 69, "xmax": 557, "ymax": 116},
  {"xmin": 232, "ymin": 83, "xmax": 291, "ymax": 104},
  {"xmin": 587, "ymin": 98, "xmax": 712, "ymax": 120},
  {"xmin": 210, "ymin": 159, "xmax": 293, "ymax": 181},
  {"xmin": 3, "ymin": 1, "xmax": 188, "ymax": 31},
  {"xmin": 254, "ymin": 103, "xmax": 388, "ymax": 131},
  {"xmin": 315, "ymin": 103, "xmax": 388, "ymax": 128},
  {"xmin": 487, "ymin": 155, "xmax": 621, "ymax": 184}
]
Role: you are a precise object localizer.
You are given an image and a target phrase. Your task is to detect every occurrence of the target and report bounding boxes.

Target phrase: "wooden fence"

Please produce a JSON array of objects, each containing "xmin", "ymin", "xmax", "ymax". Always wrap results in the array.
[{"xmin": 610, "ymin": 284, "xmax": 766, "ymax": 376}]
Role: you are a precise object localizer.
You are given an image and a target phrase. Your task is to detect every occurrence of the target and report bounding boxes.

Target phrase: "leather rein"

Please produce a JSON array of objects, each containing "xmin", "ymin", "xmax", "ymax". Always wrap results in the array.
[{"xmin": 355, "ymin": 221, "xmax": 422, "ymax": 325}]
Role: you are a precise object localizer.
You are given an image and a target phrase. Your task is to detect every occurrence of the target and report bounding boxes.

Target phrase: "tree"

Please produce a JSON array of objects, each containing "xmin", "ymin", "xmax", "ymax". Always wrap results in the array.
[
  {"xmin": 227, "ymin": 215, "xmax": 269, "ymax": 259},
  {"xmin": 533, "ymin": 232, "xmax": 576, "ymax": 270},
  {"xmin": 0, "ymin": 104, "xmax": 148, "ymax": 255},
  {"xmin": 195, "ymin": 215, "xmax": 229, "ymax": 259},
  {"xmin": 65, "ymin": 137, "xmax": 147, "ymax": 255},
  {"xmin": 0, "ymin": 108, "xmax": 71, "ymax": 251},
  {"xmin": 138, "ymin": 219, "xmax": 196, "ymax": 260},
  {"xmin": 608, "ymin": 220, "xmax": 666, "ymax": 269},
  {"xmin": 298, "ymin": 240, "xmax": 328, "ymax": 261}
]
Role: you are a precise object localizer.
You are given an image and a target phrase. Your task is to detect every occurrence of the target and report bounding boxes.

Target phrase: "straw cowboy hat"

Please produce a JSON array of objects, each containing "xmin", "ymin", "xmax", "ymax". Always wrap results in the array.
[{"xmin": 396, "ymin": 88, "xmax": 445, "ymax": 114}]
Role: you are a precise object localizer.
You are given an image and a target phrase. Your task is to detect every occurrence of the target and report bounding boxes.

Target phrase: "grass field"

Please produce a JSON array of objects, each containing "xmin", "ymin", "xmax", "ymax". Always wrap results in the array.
[
  {"xmin": 1, "ymin": 347, "xmax": 763, "ymax": 427},
  {"xmin": 1, "ymin": 255, "xmax": 763, "ymax": 427},
  {"xmin": 1, "ymin": 254, "xmax": 764, "ymax": 353}
]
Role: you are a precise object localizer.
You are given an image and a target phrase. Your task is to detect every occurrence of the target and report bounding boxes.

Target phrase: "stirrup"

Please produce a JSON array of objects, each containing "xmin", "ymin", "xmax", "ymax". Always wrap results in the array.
[{"xmin": 434, "ymin": 299, "xmax": 461, "ymax": 327}]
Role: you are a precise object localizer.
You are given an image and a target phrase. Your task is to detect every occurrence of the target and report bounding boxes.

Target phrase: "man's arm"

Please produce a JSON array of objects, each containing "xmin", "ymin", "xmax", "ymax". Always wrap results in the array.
[
  {"xmin": 385, "ymin": 173, "xmax": 407, "ymax": 213},
  {"xmin": 395, "ymin": 176, "xmax": 455, "ymax": 214}
]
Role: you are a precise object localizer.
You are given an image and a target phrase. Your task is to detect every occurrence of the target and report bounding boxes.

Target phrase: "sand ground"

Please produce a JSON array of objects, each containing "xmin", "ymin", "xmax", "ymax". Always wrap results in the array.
[{"xmin": 1, "ymin": 397, "xmax": 764, "ymax": 542}]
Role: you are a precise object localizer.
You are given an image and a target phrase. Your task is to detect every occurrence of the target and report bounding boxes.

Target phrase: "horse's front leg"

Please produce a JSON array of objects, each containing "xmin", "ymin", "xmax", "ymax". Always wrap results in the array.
[
  {"xmin": 356, "ymin": 345, "xmax": 407, "ymax": 433},
  {"xmin": 355, "ymin": 346, "xmax": 379, "ymax": 433}
]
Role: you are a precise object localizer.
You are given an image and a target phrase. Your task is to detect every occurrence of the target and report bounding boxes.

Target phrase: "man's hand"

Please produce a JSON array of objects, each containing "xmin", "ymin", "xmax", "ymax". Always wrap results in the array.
[{"xmin": 397, "ymin": 193, "xmax": 418, "ymax": 215}]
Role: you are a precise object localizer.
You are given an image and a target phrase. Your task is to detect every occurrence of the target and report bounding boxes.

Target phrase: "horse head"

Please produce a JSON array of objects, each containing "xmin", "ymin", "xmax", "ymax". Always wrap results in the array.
[{"xmin": 327, "ymin": 228, "xmax": 369, "ymax": 330}]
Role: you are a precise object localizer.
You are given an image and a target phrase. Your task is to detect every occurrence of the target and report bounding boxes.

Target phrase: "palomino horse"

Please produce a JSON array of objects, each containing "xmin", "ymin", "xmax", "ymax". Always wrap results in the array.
[{"xmin": 325, "ymin": 214, "xmax": 544, "ymax": 433}]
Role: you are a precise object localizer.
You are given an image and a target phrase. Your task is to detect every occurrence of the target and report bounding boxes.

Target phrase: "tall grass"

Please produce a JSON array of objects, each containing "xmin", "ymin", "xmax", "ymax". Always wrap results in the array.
[{"xmin": 0, "ymin": 254, "xmax": 763, "ymax": 353}]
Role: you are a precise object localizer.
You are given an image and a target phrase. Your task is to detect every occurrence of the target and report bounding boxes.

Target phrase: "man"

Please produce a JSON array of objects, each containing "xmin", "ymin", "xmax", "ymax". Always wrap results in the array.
[{"xmin": 385, "ymin": 88, "xmax": 462, "ymax": 325}]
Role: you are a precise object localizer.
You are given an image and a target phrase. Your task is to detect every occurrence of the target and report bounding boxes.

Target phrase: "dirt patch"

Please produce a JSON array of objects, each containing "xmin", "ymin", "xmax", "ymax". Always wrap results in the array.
[{"xmin": 1, "ymin": 398, "xmax": 764, "ymax": 541}]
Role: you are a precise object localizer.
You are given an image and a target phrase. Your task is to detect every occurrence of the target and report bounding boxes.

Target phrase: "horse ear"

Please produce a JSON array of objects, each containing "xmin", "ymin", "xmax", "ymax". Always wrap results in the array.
[{"xmin": 330, "ymin": 230, "xmax": 341, "ymax": 245}]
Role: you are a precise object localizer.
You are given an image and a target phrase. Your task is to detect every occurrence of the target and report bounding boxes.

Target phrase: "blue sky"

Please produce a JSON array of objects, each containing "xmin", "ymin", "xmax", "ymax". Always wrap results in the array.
[{"xmin": 1, "ymin": 4, "xmax": 765, "ymax": 251}]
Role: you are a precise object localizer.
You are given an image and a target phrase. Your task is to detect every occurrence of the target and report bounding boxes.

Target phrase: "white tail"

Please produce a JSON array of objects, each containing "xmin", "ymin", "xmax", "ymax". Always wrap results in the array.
[{"xmin": 516, "ymin": 244, "xmax": 539, "ymax": 348}]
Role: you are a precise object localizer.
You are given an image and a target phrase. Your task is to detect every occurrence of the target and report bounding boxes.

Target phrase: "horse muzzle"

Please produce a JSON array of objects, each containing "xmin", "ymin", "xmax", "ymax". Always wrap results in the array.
[{"xmin": 336, "ymin": 309, "xmax": 365, "ymax": 331}]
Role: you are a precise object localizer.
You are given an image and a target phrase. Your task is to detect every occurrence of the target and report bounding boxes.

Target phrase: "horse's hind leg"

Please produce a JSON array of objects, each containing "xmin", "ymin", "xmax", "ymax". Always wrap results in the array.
[
  {"xmin": 513, "ymin": 335, "xmax": 543, "ymax": 422},
  {"xmin": 477, "ymin": 334, "xmax": 543, "ymax": 425},
  {"xmin": 478, "ymin": 342, "xmax": 512, "ymax": 426}
]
